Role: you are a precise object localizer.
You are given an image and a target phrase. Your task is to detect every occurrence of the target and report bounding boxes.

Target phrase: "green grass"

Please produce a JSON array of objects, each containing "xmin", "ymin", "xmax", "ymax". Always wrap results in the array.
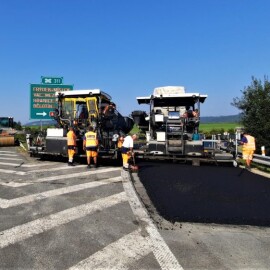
[
  {"xmin": 199, "ymin": 123, "xmax": 242, "ymax": 133},
  {"xmin": 131, "ymin": 122, "xmax": 242, "ymax": 134},
  {"xmin": 129, "ymin": 125, "xmax": 141, "ymax": 135}
]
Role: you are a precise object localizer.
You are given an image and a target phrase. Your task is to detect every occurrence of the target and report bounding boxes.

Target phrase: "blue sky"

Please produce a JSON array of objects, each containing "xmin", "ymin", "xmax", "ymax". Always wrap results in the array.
[{"xmin": 1, "ymin": 0, "xmax": 270, "ymax": 124}]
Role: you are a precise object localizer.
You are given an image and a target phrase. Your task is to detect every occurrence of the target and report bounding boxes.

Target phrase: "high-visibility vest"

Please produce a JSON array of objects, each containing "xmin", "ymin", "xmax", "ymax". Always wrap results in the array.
[
  {"xmin": 85, "ymin": 131, "xmax": 98, "ymax": 147},
  {"xmin": 242, "ymin": 135, "xmax": 256, "ymax": 151},
  {"xmin": 117, "ymin": 137, "xmax": 124, "ymax": 148},
  {"xmin": 67, "ymin": 131, "xmax": 76, "ymax": 146}
]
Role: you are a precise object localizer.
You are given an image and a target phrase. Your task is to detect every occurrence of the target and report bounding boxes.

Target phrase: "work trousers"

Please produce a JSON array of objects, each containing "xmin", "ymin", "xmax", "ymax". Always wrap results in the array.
[{"xmin": 68, "ymin": 145, "xmax": 76, "ymax": 163}]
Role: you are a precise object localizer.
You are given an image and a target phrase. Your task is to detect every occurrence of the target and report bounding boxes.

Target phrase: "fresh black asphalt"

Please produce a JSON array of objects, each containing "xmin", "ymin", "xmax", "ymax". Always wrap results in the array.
[{"xmin": 137, "ymin": 161, "xmax": 270, "ymax": 226}]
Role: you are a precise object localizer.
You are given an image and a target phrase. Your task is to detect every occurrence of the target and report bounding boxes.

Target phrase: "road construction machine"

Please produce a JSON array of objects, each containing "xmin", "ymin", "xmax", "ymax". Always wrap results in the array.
[
  {"xmin": 0, "ymin": 117, "xmax": 17, "ymax": 146},
  {"xmin": 28, "ymin": 89, "xmax": 134, "ymax": 160},
  {"xmin": 131, "ymin": 86, "xmax": 236, "ymax": 165}
]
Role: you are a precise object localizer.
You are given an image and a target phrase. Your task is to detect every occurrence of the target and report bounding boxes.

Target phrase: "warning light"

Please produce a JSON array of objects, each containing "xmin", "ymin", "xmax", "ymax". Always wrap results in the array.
[{"xmin": 49, "ymin": 111, "xmax": 55, "ymax": 117}]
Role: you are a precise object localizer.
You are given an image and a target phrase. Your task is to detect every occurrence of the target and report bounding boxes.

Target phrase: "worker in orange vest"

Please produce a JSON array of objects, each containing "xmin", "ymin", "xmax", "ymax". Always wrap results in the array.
[
  {"xmin": 83, "ymin": 126, "xmax": 99, "ymax": 169},
  {"xmin": 240, "ymin": 131, "xmax": 256, "ymax": 170},
  {"xmin": 67, "ymin": 126, "xmax": 77, "ymax": 166}
]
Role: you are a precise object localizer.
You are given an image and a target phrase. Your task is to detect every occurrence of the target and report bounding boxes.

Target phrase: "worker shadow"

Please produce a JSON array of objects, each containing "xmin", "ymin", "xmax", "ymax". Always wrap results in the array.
[{"xmin": 237, "ymin": 167, "xmax": 248, "ymax": 177}]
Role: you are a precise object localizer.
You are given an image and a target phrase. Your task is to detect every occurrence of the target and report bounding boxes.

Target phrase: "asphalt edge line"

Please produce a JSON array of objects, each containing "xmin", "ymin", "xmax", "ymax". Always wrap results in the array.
[{"xmin": 121, "ymin": 169, "xmax": 183, "ymax": 270}]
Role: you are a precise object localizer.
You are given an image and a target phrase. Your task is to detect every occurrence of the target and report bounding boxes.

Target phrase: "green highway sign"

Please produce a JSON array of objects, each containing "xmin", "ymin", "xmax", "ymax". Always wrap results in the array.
[
  {"xmin": 41, "ymin": 77, "xmax": 63, "ymax": 85},
  {"xmin": 30, "ymin": 84, "xmax": 73, "ymax": 120}
]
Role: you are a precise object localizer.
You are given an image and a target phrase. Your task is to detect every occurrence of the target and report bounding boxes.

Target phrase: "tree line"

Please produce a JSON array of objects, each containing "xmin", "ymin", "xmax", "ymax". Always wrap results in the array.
[{"xmin": 232, "ymin": 76, "xmax": 270, "ymax": 155}]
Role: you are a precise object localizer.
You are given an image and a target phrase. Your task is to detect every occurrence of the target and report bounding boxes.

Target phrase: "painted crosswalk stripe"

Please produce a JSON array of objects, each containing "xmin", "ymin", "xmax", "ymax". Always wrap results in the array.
[
  {"xmin": 122, "ymin": 170, "xmax": 183, "ymax": 270},
  {"xmin": 26, "ymin": 164, "xmax": 86, "ymax": 173},
  {"xmin": 0, "ymin": 157, "xmax": 23, "ymax": 161},
  {"xmin": 0, "ymin": 151, "xmax": 17, "ymax": 154},
  {"xmin": 0, "ymin": 165, "xmax": 84, "ymax": 175},
  {"xmin": 0, "ymin": 182, "xmax": 30, "ymax": 187},
  {"xmin": 26, "ymin": 167, "xmax": 121, "ymax": 183},
  {"xmin": 0, "ymin": 168, "xmax": 26, "ymax": 175},
  {"xmin": 0, "ymin": 167, "xmax": 121, "ymax": 187},
  {"xmin": 0, "ymin": 164, "xmax": 86, "ymax": 176},
  {"xmin": 0, "ymin": 161, "xmax": 60, "ymax": 167},
  {"xmin": 69, "ymin": 229, "xmax": 152, "ymax": 270},
  {"xmin": 0, "ymin": 161, "xmax": 24, "ymax": 167},
  {"xmin": 0, "ymin": 192, "xmax": 127, "ymax": 249},
  {"xmin": 0, "ymin": 165, "xmax": 120, "ymax": 178},
  {"xmin": 37, "ymin": 167, "xmax": 120, "ymax": 183},
  {"xmin": 0, "ymin": 153, "xmax": 18, "ymax": 156},
  {"xmin": 0, "ymin": 199, "xmax": 8, "ymax": 206},
  {"xmin": 0, "ymin": 176, "xmax": 122, "ymax": 209}
]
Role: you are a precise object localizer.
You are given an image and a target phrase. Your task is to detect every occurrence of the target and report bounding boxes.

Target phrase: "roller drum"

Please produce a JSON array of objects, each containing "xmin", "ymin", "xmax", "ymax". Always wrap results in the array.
[{"xmin": 0, "ymin": 136, "xmax": 15, "ymax": 146}]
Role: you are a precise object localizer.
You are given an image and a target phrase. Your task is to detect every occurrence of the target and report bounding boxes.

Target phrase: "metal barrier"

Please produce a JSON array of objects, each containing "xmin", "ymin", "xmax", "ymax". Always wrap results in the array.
[
  {"xmin": 252, "ymin": 154, "xmax": 270, "ymax": 167},
  {"xmin": 237, "ymin": 151, "xmax": 270, "ymax": 167}
]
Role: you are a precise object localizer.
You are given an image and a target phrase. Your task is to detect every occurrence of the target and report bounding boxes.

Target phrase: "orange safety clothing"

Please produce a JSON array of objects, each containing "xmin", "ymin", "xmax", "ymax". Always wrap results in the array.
[
  {"xmin": 67, "ymin": 131, "xmax": 77, "ymax": 146},
  {"xmin": 117, "ymin": 137, "xmax": 124, "ymax": 148},
  {"xmin": 84, "ymin": 131, "xmax": 98, "ymax": 147},
  {"xmin": 86, "ymin": 150, "xmax": 98, "ymax": 158},
  {"xmin": 242, "ymin": 135, "xmax": 256, "ymax": 151},
  {"xmin": 122, "ymin": 152, "xmax": 131, "ymax": 167},
  {"xmin": 67, "ymin": 130, "xmax": 77, "ymax": 163}
]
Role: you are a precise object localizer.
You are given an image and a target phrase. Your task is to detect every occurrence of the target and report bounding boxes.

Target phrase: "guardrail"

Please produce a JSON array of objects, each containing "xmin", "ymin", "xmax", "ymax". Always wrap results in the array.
[
  {"xmin": 252, "ymin": 154, "xmax": 270, "ymax": 167},
  {"xmin": 223, "ymin": 141, "xmax": 270, "ymax": 167},
  {"xmin": 232, "ymin": 139, "xmax": 270, "ymax": 167},
  {"xmin": 237, "ymin": 151, "xmax": 270, "ymax": 167}
]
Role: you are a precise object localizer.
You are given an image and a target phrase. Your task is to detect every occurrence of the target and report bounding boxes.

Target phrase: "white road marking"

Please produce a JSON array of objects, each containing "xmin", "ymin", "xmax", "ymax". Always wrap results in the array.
[
  {"xmin": 24, "ymin": 162, "xmax": 64, "ymax": 167},
  {"xmin": 0, "ymin": 199, "xmax": 8, "ymax": 206},
  {"xmin": 0, "ymin": 165, "xmax": 120, "ymax": 178},
  {"xmin": 0, "ymin": 161, "xmax": 55, "ymax": 167},
  {"xmin": 0, "ymin": 176, "xmax": 122, "ymax": 209},
  {"xmin": 27, "ymin": 167, "xmax": 121, "ymax": 183},
  {"xmin": 0, "ymin": 168, "xmax": 26, "ymax": 175},
  {"xmin": 0, "ymin": 192, "xmax": 127, "ymax": 249},
  {"xmin": 0, "ymin": 151, "xmax": 18, "ymax": 154},
  {"xmin": 0, "ymin": 164, "xmax": 86, "ymax": 176},
  {"xmin": 26, "ymin": 164, "xmax": 86, "ymax": 173},
  {"xmin": 69, "ymin": 229, "xmax": 152, "ymax": 270},
  {"xmin": 0, "ymin": 161, "xmax": 23, "ymax": 167},
  {"xmin": 0, "ymin": 167, "xmax": 121, "ymax": 188},
  {"xmin": 0, "ymin": 157, "xmax": 23, "ymax": 161},
  {"xmin": 122, "ymin": 170, "xmax": 183, "ymax": 270},
  {"xmin": 0, "ymin": 182, "xmax": 30, "ymax": 187},
  {"xmin": 0, "ymin": 153, "xmax": 18, "ymax": 156}
]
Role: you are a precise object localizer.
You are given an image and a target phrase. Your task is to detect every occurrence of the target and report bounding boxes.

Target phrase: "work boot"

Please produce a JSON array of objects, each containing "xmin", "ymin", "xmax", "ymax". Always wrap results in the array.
[{"xmin": 87, "ymin": 164, "xmax": 91, "ymax": 169}]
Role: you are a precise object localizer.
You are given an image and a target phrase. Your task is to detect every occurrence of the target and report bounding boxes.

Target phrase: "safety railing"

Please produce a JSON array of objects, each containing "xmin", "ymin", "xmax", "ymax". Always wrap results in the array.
[{"xmin": 252, "ymin": 154, "xmax": 270, "ymax": 167}]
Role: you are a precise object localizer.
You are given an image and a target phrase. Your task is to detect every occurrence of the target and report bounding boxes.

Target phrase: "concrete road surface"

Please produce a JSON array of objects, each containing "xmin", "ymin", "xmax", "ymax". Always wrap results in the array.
[{"xmin": 1, "ymin": 147, "xmax": 270, "ymax": 269}]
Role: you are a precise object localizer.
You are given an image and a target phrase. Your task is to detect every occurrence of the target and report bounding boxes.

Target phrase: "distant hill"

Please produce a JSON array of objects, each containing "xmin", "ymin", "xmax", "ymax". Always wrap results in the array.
[
  {"xmin": 200, "ymin": 114, "xmax": 241, "ymax": 124},
  {"xmin": 23, "ymin": 120, "xmax": 57, "ymax": 126}
]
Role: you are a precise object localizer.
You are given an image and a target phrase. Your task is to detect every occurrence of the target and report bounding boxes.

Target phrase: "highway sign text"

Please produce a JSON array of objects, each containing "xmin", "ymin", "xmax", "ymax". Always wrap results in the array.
[{"xmin": 30, "ymin": 84, "xmax": 73, "ymax": 120}]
